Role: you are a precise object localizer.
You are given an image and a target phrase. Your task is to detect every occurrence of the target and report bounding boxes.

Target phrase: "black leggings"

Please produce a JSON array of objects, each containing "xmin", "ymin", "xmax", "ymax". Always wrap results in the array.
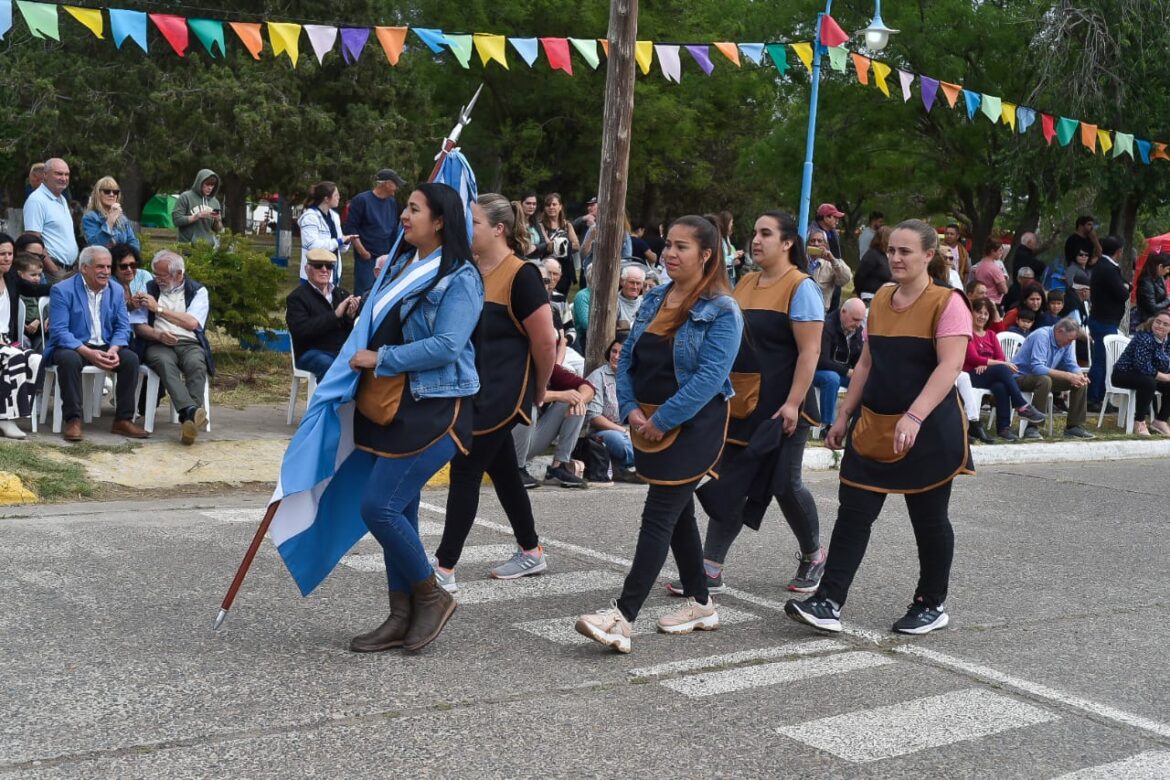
[
  {"xmin": 816, "ymin": 481, "xmax": 954, "ymax": 609},
  {"xmin": 1110, "ymin": 369, "xmax": 1170, "ymax": 422},
  {"xmin": 616, "ymin": 482, "xmax": 708, "ymax": 622},
  {"xmin": 436, "ymin": 423, "xmax": 539, "ymax": 569},
  {"xmin": 969, "ymin": 365, "xmax": 1029, "ymax": 430}
]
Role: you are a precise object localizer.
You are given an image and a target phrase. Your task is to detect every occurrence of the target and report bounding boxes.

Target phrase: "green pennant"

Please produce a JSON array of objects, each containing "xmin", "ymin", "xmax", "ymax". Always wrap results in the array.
[
  {"xmin": 16, "ymin": 0, "xmax": 59, "ymax": 40},
  {"xmin": 1056, "ymin": 116, "xmax": 1078, "ymax": 147},
  {"xmin": 827, "ymin": 45, "xmax": 847, "ymax": 72},
  {"xmin": 765, "ymin": 43, "xmax": 788, "ymax": 76},
  {"xmin": 188, "ymin": 18, "xmax": 225, "ymax": 57}
]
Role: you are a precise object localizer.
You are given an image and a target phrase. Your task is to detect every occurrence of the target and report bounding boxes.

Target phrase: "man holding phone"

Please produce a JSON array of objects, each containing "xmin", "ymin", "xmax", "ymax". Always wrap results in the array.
[{"xmin": 173, "ymin": 169, "xmax": 224, "ymax": 246}]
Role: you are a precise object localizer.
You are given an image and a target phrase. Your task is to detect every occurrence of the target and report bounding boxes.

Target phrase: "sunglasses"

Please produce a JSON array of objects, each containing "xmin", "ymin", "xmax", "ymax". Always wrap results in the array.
[
  {"xmin": 102, "ymin": 188, "xmax": 121, "ymax": 196},
  {"xmin": 308, "ymin": 262, "xmax": 334, "ymax": 271},
  {"xmin": 118, "ymin": 262, "xmax": 136, "ymax": 270}
]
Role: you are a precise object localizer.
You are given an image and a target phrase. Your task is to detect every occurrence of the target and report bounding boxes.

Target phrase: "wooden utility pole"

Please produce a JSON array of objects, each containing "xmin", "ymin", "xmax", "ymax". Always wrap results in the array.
[{"xmin": 585, "ymin": 0, "xmax": 639, "ymax": 374}]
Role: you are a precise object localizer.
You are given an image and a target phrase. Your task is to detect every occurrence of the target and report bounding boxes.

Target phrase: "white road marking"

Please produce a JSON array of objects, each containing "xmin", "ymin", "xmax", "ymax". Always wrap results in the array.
[
  {"xmin": 202, "ymin": 509, "xmax": 265, "ymax": 523},
  {"xmin": 456, "ymin": 570, "xmax": 624, "ymax": 605},
  {"xmin": 1050, "ymin": 751, "xmax": 1170, "ymax": 779},
  {"xmin": 342, "ymin": 544, "xmax": 515, "ymax": 573},
  {"xmin": 514, "ymin": 604, "xmax": 761, "ymax": 646},
  {"xmin": 661, "ymin": 651, "xmax": 893, "ymax": 698},
  {"xmin": 628, "ymin": 640, "xmax": 850, "ymax": 679},
  {"xmin": 776, "ymin": 688, "xmax": 1057, "ymax": 763}
]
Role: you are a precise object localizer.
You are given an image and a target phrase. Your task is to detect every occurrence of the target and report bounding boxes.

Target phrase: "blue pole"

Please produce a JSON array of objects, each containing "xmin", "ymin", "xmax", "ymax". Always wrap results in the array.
[{"xmin": 798, "ymin": 1, "xmax": 832, "ymax": 241}]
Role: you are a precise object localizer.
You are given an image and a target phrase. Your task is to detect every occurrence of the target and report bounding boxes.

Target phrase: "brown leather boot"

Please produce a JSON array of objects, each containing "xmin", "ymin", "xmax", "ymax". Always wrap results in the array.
[
  {"xmin": 111, "ymin": 419, "xmax": 150, "ymax": 439},
  {"xmin": 403, "ymin": 574, "xmax": 457, "ymax": 652},
  {"xmin": 63, "ymin": 418, "xmax": 83, "ymax": 442},
  {"xmin": 349, "ymin": 592, "xmax": 411, "ymax": 653}
]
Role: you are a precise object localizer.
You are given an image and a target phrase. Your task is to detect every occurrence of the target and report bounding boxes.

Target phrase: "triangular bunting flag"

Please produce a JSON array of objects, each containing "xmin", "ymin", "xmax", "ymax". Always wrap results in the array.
[
  {"xmin": 570, "ymin": 37, "xmax": 600, "ymax": 69},
  {"xmin": 898, "ymin": 70, "xmax": 914, "ymax": 102},
  {"xmin": 1017, "ymin": 107, "xmax": 1036, "ymax": 134},
  {"xmin": 686, "ymin": 44, "xmax": 713, "ymax": 75},
  {"xmin": 229, "ymin": 21, "xmax": 262, "ymax": 59},
  {"xmin": 64, "ymin": 6, "xmax": 103, "ymax": 38},
  {"xmin": 1001, "ymin": 102, "xmax": 1017, "ymax": 131},
  {"xmin": 189, "ymin": 19, "xmax": 225, "ymax": 57},
  {"xmin": 304, "ymin": 24, "xmax": 337, "ymax": 64},
  {"xmin": 374, "ymin": 26, "xmax": 407, "ymax": 65},
  {"xmin": 1056, "ymin": 116, "xmax": 1078, "ymax": 147},
  {"xmin": 542, "ymin": 37, "xmax": 572, "ymax": 75},
  {"xmin": 1, "ymin": 0, "xmax": 11, "ymax": 40},
  {"xmin": 1136, "ymin": 139, "xmax": 1151, "ymax": 164},
  {"xmin": 872, "ymin": 61, "xmax": 892, "ymax": 96},
  {"xmin": 1041, "ymin": 114, "xmax": 1056, "ymax": 145},
  {"xmin": 738, "ymin": 43, "xmax": 765, "ymax": 65},
  {"xmin": 150, "ymin": 14, "xmax": 187, "ymax": 57},
  {"xmin": 851, "ymin": 52, "xmax": 870, "ymax": 84},
  {"xmin": 820, "ymin": 14, "xmax": 850, "ymax": 48},
  {"xmin": 16, "ymin": 1, "xmax": 58, "ymax": 40},
  {"xmin": 791, "ymin": 42, "xmax": 813, "ymax": 74},
  {"xmin": 635, "ymin": 40, "xmax": 653, "ymax": 75},
  {"xmin": 655, "ymin": 44, "xmax": 681, "ymax": 83},
  {"xmin": 111, "ymin": 9, "xmax": 148, "ymax": 52},
  {"xmin": 268, "ymin": 22, "xmax": 301, "ymax": 66},
  {"xmin": 445, "ymin": 34, "xmax": 473, "ymax": 68},
  {"xmin": 963, "ymin": 90, "xmax": 981, "ymax": 120},
  {"xmin": 339, "ymin": 27, "xmax": 368, "ymax": 63},
  {"xmin": 939, "ymin": 81, "xmax": 962, "ymax": 108},
  {"xmin": 765, "ymin": 43, "xmax": 788, "ymax": 76},
  {"xmin": 1153, "ymin": 143, "xmax": 1169, "ymax": 162},
  {"xmin": 475, "ymin": 33, "xmax": 509, "ymax": 69},
  {"xmin": 509, "ymin": 37, "xmax": 538, "ymax": 67},
  {"xmin": 413, "ymin": 27, "xmax": 445, "ymax": 54},
  {"xmin": 599, "ymin": 38, "xmax": 608, "ymax": 58},
  {"xmin": 980, "ymin": 94, "xmax": 1001, "ymax": 123},
  {"xmin": 1113, "ymin": 132, "xmax": 1134, "ymax": 159},
  {"xmin": 1097, "ymin": 129, "xmax": 1113, "ymax": 156},
  {"xmin": 827, "ymin": 45, "xmax": 847, "ymax": 72},
  {"xmin": 1079, "ymin": 122, "xmax": 1097, "ymax": 153},
  {"xmin": 920, "ymin": 76, "xmax": 939, "ymax": 111},
  {"xmin": 714, "ymin": 41, "xmax": 739, "ymax": 66}
]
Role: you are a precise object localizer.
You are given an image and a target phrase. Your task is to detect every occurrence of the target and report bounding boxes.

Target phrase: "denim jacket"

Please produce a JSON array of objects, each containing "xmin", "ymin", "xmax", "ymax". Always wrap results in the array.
[
  {"xmin": 617, "ymin": 282, "xmax": 743, "ymax": 432},
  {"xmin": 374, "ymin": 260, "xmax": 483, "ymax": 399}
]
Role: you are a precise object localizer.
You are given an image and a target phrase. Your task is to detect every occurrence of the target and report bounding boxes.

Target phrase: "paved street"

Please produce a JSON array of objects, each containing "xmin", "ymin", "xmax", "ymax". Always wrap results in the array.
[{"xmin": 2, "ymin": 459, "xmax": 1168, "ymax": 779}]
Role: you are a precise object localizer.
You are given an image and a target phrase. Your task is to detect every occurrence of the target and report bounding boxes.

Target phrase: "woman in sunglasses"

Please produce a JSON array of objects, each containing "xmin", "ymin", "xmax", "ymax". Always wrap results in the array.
[
  {"xmin": 111, "ymin": 244, "xmax": 153, "ymax": 314},
  {"xmin": 82, "ymin": 178, "xmax": 141, "ymax": 252}
]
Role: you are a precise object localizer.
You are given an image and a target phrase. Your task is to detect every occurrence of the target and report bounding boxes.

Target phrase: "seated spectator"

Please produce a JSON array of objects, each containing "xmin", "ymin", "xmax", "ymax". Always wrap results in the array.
[
  {"xmin": 1133, "ymin": 252, "xmax": 1170, "ymax": 326},
  {"xmin": 936, "ymin": 244, "xmax": 963, "ymax": 289},
  {"xmin": 1002, "ymin": 283, "xmax": 1053, "ymax": 331},
  {"xmin": 1065, "ymin": 246, "xmax": 1092, "ymax": 290},
  {"xmin": 806, "ymin": 228, "xmax": 853, "ymax": 312},
  {"xmin": 0, "ymin": 233, "xmax": 51, "ymax": 439},
  {"xmin": 286, "ymin": 248, "xmax": 359, "ymax": 382},
  {"xmin": 1110, "ymin": 311, "xmax": 1170, "ymax": 436},
  {"xmin": 1002, "ymin": 266, "xmax": 1036, "ymax": 312},
  {"xmin": 111, "ymin": 244, "xmax": 153, "ymax": 316},
  {"xmin": 1013, "ymin": 318, "xmax": 1094, "ymax": 440},
  {"xmin": 46, "ymin": 246, "xmax": 149, "ymax": 442},
  {"xmin": 513, "ymin": 363, "xmax": 595, "ymax": 489},
  {"xmin": 132, "ymin": 250, "xmax": 215, "ymax": 445},
  {"xmin": 1046, "ymin": 289, "xmax": 1066, "ymax": 323},
  {"xmin": 966, "ymin": 297, "xmax": 1046, "ymax": 441},
  {"xmin": 14, "ymin": 251, "xmax": 46, "ymax": 353},
  {"xmin": 542, "ymin": 258, "xmax": 571, "ymax": 337},
  {"xmin": 812, "ymin": 298, "xmax": 864, "ymax": 430},
  {"xmin": 616, "ymin": 264, "xmax": 644, "ymax": 329},
  {"xmin": 572, "ymin": 265, "xmax": 592, "ymax": 353},
  {"xmin": 854, "ymin": 225, "xmax": 892, "ymax": 303},
  {"xmin": 643, "ymin": 271, "xmax": 661, "ymax": 293},
  {"xmin": 966, "ymin": 279, "xmax": 1005, "ymax": 332},
  {"xmin": 1008, "ymin": 307, "xmax": 1037, "ymax": 337},
  {"xmin": 1061, "ymin": 282, "xmax": 1091, "ymax": 326},
  {"xmin": 585, "ymin": 336, "xmax": 638, "ymax": 482},
  {"xmin": 82, "ymin": 177, "xmax": 141, "ymax": 251}
]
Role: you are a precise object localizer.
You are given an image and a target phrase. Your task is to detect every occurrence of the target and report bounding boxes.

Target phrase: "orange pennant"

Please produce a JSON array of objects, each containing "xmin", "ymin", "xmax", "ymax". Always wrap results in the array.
[
  {"xmin": 939, "ymin": 81, "xmax": 962, "ymax": 108},
  {"xmin": 714, "ymin": 41, "xmax": 740, "ymax": 66},
  {"xmin": 850, "ymin": 53, "xmax": 870, "ymax": 85},
  {"xmin": 1153, "ymin": 143, "xmax": 1170, "ymax": 161},
  {"xmin": 229, "ymin": 22, "xmax": 263, "ymax": 60},
  {"xmin": 599, "ymin": 38, "xmax": 608, "ymax": 58},
  {"xmin": 1080, "ymin": 122, "xmax": 1098, "ymax": 153},
  {"xmin": 375, "ymin": 26, "xmax": 407, "ymax": 65}
]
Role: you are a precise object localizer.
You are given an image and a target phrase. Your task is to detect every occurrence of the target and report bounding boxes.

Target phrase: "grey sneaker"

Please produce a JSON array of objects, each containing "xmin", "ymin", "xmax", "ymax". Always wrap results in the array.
[
  {"xmin": 1022, "ymin": 424, "xmax": 1044, "ymax": 440},
  {"xmin": 429, "ymin": 557, "xmax": 458, "ymax": 593},
  {"xmin": 1016, "ymin": 404, "xmax": 1046, "ymax": 424},
  {"xmin": 787, "ymin": 548, "xmax": 827, "ymax": 593},
  {"xmin": 490, "ymin": 546, "xmax": 549, "ymax": 579},
  {"xmin": 665, "ymin": 571, "xmax": 726, "ymax": 596},
  {"xmin": 1064, "ymin": 425, "xmax": 1096, "ymax": 440}
]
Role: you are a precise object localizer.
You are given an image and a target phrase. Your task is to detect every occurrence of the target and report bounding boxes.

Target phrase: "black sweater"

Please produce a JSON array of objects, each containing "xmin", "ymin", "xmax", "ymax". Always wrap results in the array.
[
  {"xmin": 286, "ymin": 281, "xmax": 354, "ymax": 356},
  {"xmin": 1088, "ymin": 257, "xmax": 1129, "ymax": 325}
]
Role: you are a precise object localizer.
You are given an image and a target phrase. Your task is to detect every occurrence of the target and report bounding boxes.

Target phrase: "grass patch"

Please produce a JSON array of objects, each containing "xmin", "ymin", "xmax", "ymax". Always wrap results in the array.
[
  {"xmin": 0, "ymin": 441, "xmax": 96, "ymax": 501},
  {"xmin": 207, "ymin": 332, "xmax": 292, "ymax": 408}
]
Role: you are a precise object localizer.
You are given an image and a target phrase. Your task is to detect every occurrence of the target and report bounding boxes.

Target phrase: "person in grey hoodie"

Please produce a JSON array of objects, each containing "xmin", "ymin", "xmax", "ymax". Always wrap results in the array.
[{"xmin": 172, "ymin": 169, "xmax": 223, "ymax": 245}]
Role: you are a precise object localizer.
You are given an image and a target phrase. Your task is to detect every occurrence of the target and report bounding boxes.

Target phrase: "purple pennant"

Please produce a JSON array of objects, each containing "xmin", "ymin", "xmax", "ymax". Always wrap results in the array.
[
  {"xmin": 685, "ymin": 44, "xmax": 714, "ymax": 75},
  {"xmin": 920, "ymin": 75, "xmax": 940, "ymax": 112},
  {"xmin": 340, "ymin": 27, "xmax": 369, "ymax": 63}
]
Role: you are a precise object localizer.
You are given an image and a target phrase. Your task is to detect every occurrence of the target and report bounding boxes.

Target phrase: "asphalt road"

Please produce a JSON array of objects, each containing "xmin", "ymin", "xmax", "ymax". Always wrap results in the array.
[{"xmin": 2, "ymin": 459, "xmax": 1168, "ymax": 779}]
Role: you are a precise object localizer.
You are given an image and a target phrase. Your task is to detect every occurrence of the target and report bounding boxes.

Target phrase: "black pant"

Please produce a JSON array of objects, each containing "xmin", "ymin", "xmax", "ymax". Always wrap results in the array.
[
  {"xmin": 437, "ymin": 423, "xmax": 539, "ymax": 569},
  {"xmin": 616, "ymin": 482, "xmax": 708, "ymax": 622},
  {"xmin": 816, "ymin": 482, "xmax": 954, "ymax": 609},
  {"xmin": 1110, "ymin": 369, "xmax": 1170, "ymax": 422},
  {"xmin": 50, "ymin": 347, "xmax": 140, "ymax": 422}
]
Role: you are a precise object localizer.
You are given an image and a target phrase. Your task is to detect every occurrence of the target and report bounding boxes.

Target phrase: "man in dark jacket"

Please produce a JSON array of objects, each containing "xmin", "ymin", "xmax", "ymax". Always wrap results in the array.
[
  {"xmin": 286, "ymin": 248, "xmax": 359, "ymax": 381},
  {"xmin": 812, "ymin": 297, "xmax": 865, "ymax": 431},
  {"xmin": 1087, "ymin": 235, "xmax": 1131, "ymax": 409},
  {"xmin": 1011, "ymin": 232, "xmax": 1046, "ymax": 282}
]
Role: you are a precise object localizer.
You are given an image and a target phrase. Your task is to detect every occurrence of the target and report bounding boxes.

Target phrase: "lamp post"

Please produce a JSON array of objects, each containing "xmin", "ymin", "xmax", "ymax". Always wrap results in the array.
[{"xmin": 797, "ymin": 0, "xmax": 898, "ymax": 240}]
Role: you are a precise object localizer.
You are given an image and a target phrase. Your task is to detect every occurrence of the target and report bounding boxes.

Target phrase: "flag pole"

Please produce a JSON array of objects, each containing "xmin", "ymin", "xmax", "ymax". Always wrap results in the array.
[{"xmin": 213, "ymin": 84, "xmax": 485, "ymax": 631}]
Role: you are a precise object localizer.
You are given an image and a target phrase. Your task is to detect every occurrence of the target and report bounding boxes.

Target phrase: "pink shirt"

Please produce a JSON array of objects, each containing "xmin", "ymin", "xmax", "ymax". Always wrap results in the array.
[
  {"xmin": 973, "ymin": 259, "xmax": 1007, "ymax": 303},
  {"xmin": 864, "ymin": 290, "xmax": 973, "ymax": 342},
  {"xmin": 964, "ymin": 329, "xmax": 1005, "ymax": 372}
]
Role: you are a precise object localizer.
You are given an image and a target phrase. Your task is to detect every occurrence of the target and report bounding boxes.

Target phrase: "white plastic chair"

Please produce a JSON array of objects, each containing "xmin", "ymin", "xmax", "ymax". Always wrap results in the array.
[
  {"xmin": 135, "ymin": 364, "xmax": 212, "ymax": 433},
  {"xmin": 996, "ymin": 332, "xmax": 1058, "ymax": 438},
  {"xmin": 36, "ymin": 297, "xmax": 109, "ymax": 433},
  {"xmin": 1097, "ymin": 334, "xmax": 1138, "ymax": 433},
  {"xmin": 287, "ymin": 343, "xmax": 317, "ymax": 425}
]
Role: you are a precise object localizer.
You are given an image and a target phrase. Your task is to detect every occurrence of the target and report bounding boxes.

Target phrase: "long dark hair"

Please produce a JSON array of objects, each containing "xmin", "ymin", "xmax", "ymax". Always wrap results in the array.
[
  {"xmin": 1139, "ymin": 252, "xmax": 1170, "ymax": 284},
  {"xmin": 759, "ymin": 210, "xmax": 807, "ymax": 272},
  {"xmin": 401, "ymin": 182, "xmax": 474, "ymax": 321},
  {"xmin": 655, "ymin": 215, "xmax": 730, "ymax": 334}
]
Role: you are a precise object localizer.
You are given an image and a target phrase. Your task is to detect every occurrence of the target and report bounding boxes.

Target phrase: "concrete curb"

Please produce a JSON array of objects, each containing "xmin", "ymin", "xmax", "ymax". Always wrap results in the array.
[{"xmin": 802, "ymin": 438, "xmax": 1170, "ymax": 472}]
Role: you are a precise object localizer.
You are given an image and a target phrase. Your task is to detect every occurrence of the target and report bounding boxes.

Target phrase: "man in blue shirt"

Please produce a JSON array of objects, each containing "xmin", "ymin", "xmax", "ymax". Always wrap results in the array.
[
  {"xmin": 1013, "ymin": 318, "xmax": 1094, "ymax": 440},
  {"xmin": 344, "ymin": 168, "xmax": 405, "ymax": 297},
  {"xmin": 24, "ymin": 157, "xmax": 79, "ymax": 280}
]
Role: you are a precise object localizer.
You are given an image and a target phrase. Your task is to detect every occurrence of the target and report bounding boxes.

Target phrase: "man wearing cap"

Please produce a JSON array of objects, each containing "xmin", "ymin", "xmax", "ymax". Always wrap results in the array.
[
  {"xmin": 811, "ymin": 203, "xmax": 846, "ymax": 310},
  {"xmin": 344, "ymin": 168, "xmax": 405, "ymax": 298},
  {"xmin": 572, "ymin": 197, "xmax": 599, "ymax": 244},
  {"xmin": 286, "ymin": 248, "xmax": 360, "ymax": 382}
]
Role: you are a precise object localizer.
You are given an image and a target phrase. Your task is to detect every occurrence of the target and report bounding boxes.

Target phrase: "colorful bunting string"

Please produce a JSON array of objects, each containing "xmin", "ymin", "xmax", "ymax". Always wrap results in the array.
[{"xmin": 64, "ymin": 6, "xmax": 103, "ymax": 38}]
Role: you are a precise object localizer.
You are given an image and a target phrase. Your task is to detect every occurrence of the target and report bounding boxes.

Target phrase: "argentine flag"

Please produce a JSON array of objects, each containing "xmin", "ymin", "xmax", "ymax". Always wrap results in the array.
[{"xmin": 268, "ymin": 151, "xmax": 478, "ymax": 596}]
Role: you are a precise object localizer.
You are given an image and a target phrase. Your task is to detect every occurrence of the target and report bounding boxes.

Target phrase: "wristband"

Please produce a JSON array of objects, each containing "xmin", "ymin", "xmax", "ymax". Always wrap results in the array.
[{"xmin": 904, "ymin": 412, "xmax": 924, "ymax": 426}]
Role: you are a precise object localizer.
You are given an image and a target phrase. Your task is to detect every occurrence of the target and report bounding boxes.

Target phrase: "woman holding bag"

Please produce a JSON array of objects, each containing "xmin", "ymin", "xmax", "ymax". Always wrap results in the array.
[
  {"xmin": 575, "ymin": 215, "xmax": 742, "ymax": 654},
  {"xmin": 344, "ymin": 183, "xmax": 483, "ymax": 654}
]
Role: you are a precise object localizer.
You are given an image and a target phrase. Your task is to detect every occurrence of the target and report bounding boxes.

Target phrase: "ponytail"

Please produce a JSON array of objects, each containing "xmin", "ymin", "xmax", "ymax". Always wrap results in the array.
[{"xmin": 478, "ymin": 193, "xmax": 530, "ymax": 255}]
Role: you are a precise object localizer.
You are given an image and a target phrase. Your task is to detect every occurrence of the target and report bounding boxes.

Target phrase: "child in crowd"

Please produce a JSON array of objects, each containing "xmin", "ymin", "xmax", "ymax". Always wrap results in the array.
[
  {"xmin": 15, "ymin": 253, "xmax": 45, "ymax": 352},
  {"xmin": 1008, "ymin": 307, "xmax": 1036, "ymax": 336}
]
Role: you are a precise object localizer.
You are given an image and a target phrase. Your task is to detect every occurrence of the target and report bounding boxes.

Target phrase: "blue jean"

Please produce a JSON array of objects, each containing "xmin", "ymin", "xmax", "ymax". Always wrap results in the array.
[
  {"xmin": 296, "ymin": 349, "xmax": 337, "ymax": 382},
  {"xmin": 813, "ymin": 370, "xmax": 845, "ymax": 426},
  {"xmin": 353, "ymin": 256, "xmax": 376, "ymax": 298},
  {"xmin": 969, "ymin": 365, "xmax": 1029, "ymax": 430},
  {"xmin": 593, "ymin": 428, "xmax": 634, "ymax": 470},
  {"xmin": 1087, "ymin": 318, "xmax": 1118, "ymax": 404},
  {"xmin": 359, "ymin": 436, "xmax": 456, "ymax": 592}
]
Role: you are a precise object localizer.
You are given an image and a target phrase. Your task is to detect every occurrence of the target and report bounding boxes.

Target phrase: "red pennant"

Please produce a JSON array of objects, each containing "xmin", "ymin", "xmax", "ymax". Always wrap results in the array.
[
  {"xmin": 820, "ymin": 15, "xmax": 850, "ymax": 48},
  {"xmin": 540, "ymin": 37, "xmax": 572, "ymax": 75},
  {"xmin": 1041, "ymin": 113, "xmax": 1056, "ymax": 145},
  {"xmin": 149, "ymin": 14, "xmax": 188, "ymax": 57}
]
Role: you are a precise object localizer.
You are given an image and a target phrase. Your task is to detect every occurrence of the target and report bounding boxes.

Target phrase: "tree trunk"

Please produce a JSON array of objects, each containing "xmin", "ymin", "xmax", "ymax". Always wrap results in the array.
[
  {"xmin": 221, "ymin": 172, "xmax": 248, "ymax": 234},
  {"xmin": 585, "ymin": 0, "xmax": 638, "ymax": 376},
  {"xmin": 1109, "ymin": 194, "xmax": 1141, "ymax": 275},
  {"xmin": 120, "ymin": 159, "xmax": 147, "ymax": 222}
]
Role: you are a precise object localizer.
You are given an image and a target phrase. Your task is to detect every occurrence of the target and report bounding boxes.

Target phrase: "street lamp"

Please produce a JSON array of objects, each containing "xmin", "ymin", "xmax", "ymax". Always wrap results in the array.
[{"xmin": 797, "ymin": 0, "xmax": 899, "ymax": 240}]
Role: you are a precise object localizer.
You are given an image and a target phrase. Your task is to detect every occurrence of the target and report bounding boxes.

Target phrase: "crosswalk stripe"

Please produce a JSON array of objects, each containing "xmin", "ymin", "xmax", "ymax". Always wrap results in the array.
[
  {"xmin": 514, "ymin": 603, "xmax": 760, "ymax": 646},
  {"xmin": 201, "ymin": 509, "xmax": 264, "ymax": 523},
  {"xmin": 342, "ymin": 544, "xmax": 515, "ymax": 573},
  {"xmin": 456, "ymin": 570, "xmax": 624, "ymax": 605},
  {"xmin": 661, "ymin": 651, "xmax": 893, "ymax": 698},
  {"xmin": 1051, "ymin": 752, "xmax": 1170, "ymax": 780},
  {"xmin": 628, "ymin": 640, "xmax": 850, "ymax": 679},
  {"xmin": 776, "ymin": 688, "xmax": 1057, "ymax": 762}
]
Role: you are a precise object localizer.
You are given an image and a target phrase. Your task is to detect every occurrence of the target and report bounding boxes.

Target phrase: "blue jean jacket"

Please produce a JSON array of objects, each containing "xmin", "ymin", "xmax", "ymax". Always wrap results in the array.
[
  {"xmin": 374, "ymin": 261, "xmax": 483, "ymax": 399},
  {"xmin": 617, "ymin": 282, "xmax": 743, "ymax": 432}
]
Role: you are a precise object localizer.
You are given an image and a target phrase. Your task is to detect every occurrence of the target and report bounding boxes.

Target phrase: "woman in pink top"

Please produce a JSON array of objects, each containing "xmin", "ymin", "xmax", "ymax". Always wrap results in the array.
[
  {"xmin": 965, "ymin": 297, "xmax": 1046, "ymax": 440},
  {"xmin": 972, "ymin": 239, "xmax": 1008, "ymax": 306}
]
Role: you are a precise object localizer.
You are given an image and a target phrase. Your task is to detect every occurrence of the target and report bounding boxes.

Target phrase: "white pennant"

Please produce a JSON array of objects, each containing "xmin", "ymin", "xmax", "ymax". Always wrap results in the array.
[
  {"xmin": 304, "ymin": 24, "xmax": 338, "ymax": 64},
  {"xmin": 655, "ymin": 44, "xmax": 681, "ymax": 83},
  {"xmin": 898, "ymin": 70, "xmax": 914, "ymax": 102}
]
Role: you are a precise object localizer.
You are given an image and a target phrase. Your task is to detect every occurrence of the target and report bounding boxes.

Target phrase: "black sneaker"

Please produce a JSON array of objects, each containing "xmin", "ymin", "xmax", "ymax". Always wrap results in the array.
[
  {"xmin": 784, "ymin": 596, "xmax": 843, "ymax": 633},
  {"xmin": 665, "ymin": 571, "xmax": 726, "ymax": 596},
  {"xmin": 519, "ymin": 468, "xmax": 540, "ymax": 490},
  {"xmin": 892, "ymin": 601, "xmax": 949, "ymax": 634},
  {"xmin": 787, "ymin": 548, "xmax": 827, "ymax": 593},
  {"xmin": 612, "ymin": 468, "xmax": 642, "ymax": 484},
  {"xmin": 968, "ymin": 421, "xmax": 994, "ymax": 444},
  {"xmin": 1022, "ymin": 424, "xmax": 1043, "ymax": 440},
  {"xmin": 1016, "ymin": 404, "xmax": 1046, "ymax": 424},
  {"xmin": 544, "ymin": 463, "xmax": 588, "ymax": 488},
  {"xmin": 1064, "ymin": 425, "xmax": 1096, "ymax": 440},
  {"xmin": 997, "ymin": 427, "xmax": 1020, "ymax": 442}
]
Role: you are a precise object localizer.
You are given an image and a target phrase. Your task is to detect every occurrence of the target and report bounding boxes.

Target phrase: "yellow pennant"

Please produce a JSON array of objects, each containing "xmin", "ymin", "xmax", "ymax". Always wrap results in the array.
[
  {"xmin": 64, "ymin": 6, "xmax": 103, "ymax": 38},
  {"xmin": 473, "ymin": 33, "xmax": 508, "ymax": 69},
  {"xmin": 1096, "ymin": 129, "xmax": 1113, "ymax": 155},
  {"xmin": 268, "ymin": 22, "xmax": 301, "ymax": 66},
  {"xmin": 872, "ymin": 61, "xmax": 892, "ymax": 96},
  {"xmin": 1001, "ymin": 101, "xmax": 1017, "ymax": 131},
  {"xmin": 635, "ymin": 40, "xmax": 653, "ymax": 75},
  {"xmin": 791, "ymin": 42, "xmax": 813, "ymax": 73}
]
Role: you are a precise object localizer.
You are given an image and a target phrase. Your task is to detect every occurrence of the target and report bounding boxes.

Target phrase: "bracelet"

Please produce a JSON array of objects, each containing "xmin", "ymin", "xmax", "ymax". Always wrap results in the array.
[{"xmin": 904, "ymin": 412, "xmax": 924, "ymax": 426}]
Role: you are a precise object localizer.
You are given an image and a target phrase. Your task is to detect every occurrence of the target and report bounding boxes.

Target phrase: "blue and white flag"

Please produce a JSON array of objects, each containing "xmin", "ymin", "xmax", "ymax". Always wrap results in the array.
[{"xmin": 268, "ymin": 150, "xmax": 478, "ymax": 596}]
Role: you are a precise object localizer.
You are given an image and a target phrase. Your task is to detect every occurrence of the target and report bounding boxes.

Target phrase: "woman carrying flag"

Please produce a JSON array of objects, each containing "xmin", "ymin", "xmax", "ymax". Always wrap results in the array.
[{"xmin": 345, "ymin": 183, "xmax": 483, "ymax": 653}]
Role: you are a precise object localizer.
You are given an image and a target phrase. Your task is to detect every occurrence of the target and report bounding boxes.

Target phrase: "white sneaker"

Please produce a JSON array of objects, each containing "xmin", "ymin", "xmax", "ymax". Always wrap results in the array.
[
  {"xmin": 575, "ymin": 599, "xmax": 632, "ymax": 653},
  {"xmin": 429, "ymin": 557, "xmax": 458, "ymax": 593},
  {"xmin": 656, "ymin": 597, "xmax": 720, "ymax": 634},
  {"xmin": 0, "ymin": 420, "xmax": 26, "ymax": 439}
]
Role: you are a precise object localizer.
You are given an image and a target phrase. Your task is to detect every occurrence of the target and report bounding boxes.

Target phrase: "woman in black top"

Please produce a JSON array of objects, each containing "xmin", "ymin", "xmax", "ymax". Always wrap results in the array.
[
  {"xmin": 1135, "ymin": 253, "xmax": 1170, "ymax": 323},
  {"xmin": 854, "ymin": 225, "xmax": 892, "ymax": 303}
]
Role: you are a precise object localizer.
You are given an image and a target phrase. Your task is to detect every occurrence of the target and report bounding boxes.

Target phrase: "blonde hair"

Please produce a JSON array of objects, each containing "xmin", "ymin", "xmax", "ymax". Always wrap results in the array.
[{"xmin": 87, "ymin": 176, "xmax": 122, "ymax": 216}]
